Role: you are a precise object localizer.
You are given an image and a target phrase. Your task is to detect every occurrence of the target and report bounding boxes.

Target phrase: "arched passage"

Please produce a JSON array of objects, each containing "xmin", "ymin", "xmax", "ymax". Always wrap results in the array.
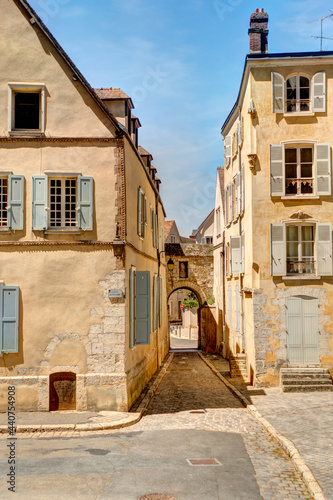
[{"xmin": 168, "ymin": 287, "xmax": 201, "ymax": 350}]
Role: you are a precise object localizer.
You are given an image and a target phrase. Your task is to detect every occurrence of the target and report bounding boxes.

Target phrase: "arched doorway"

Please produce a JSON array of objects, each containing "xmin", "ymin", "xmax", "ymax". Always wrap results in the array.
[{"xmin": 168, "ymin": 287, "xmax": 201, "ymax": 350}]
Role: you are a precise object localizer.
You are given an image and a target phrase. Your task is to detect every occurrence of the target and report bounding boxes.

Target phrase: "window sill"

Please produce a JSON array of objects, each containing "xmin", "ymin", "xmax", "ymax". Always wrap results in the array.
[
  {"xmin": 281, "ymin": 196, "xmax": 320, "ymax": 200},
  {"xmin": 0, "ymin": 229, "xmax": 11, "ymax": 234},
  {"xmin": 44, "ymin": 230, "xmax": 81, "ymax": 235},
  {"xmin": 283, "ymin": 112, "xmax": 315, "ymax": 117},
  {"xmin": 8, "ymin": 130, "xmax": 45, "ymax": 137},
  {"xmin": 282, "ymin": 275, "xmax": 321, "ymax": 280}
]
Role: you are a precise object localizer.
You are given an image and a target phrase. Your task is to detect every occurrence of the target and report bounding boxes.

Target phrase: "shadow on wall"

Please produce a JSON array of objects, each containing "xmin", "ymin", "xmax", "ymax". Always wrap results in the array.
[{"xmin": 200, "ymin": 306, "xmax": 217, "ymax": 353}]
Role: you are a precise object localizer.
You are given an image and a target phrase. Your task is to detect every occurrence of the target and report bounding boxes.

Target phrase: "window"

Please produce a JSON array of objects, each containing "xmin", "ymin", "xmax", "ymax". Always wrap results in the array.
[
  {"xmin": 285, "ymin": 147, "xmax": 313, "ymax": 195},
  {"xmin": 8, "ymin": 84, "xmax": 46, "ymax": 133},
  {"xmin": 270, "ymin": 143, "xmax": 331, "ymax": 197},
  {"xmin": 32, "ymin": 175, "xmax": 93, "ymax": 231},
  {"xmin": 150, "ymin": 207, "xmax": 158, "ymax": 247},
  {"xmin": 286, "ymin": 225, "xmax": 315, "ymax": 275},
  {"xmin": 286, "ymin": 76, "xmax": 310, "ymax": 112},
  {"xmin": 137, "ymin": 187, "xmax": 147, "ymax": 237},
  {"xmin": 170, "ymin": 235, "xmax": 176, "ymax": 243},
  {"xmin": 226, "ymin": 235, "xmax": 245, "ymax": 277},
  {"xmin": 0, "ymin": 174, "xmax": 24, "ymax": 230},
  {"xmin": 216, "ymin": 207, "xmax": 221, "ymax": 236},
  {"xmin": 271, "ymin": 223, "xmax": 332, "ymax": 277},
  {"xmin": 0, "ymin": 285, "xmax": 19, "ymax": 353},
  {"xmin": 272, "ymin": 72, "xmax": 326, "ymax": 114},
  {"xmin": 179, "ymin": 261, "xmax": 188, "ymax": 279}
]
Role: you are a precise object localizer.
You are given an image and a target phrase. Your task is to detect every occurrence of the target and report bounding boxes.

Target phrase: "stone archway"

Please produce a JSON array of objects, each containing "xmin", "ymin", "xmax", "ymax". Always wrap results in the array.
[{"xmin": 168, "ymin": 286, "xmax": 202, "ymax": 349}]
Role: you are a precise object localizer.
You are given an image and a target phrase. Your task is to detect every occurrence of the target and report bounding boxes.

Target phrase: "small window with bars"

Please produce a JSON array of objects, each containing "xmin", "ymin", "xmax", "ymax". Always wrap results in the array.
[
  {"xmin": 0, "ymin": 176, "xmax": 8, "ymax": 227},
  {"xmin": 49, "ymin": 178, "xmax": 77, "ymax": 228}
]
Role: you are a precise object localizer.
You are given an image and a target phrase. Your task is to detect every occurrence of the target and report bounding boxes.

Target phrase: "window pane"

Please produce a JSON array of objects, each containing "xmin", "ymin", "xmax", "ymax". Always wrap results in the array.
[
  {"xmin": 15, "ymin": 92, "xmax": 40, "ymax": 129},
  {"xmin": 302, "ymin": 242, "xmax": 314, "ymax": 257},
  {"xmin": 302, "ymin": 225, "xmax": 313, "ymax": 241},
  {"xmin": 300, "ymin": 148, "xmax": 312, "ymax": 163},
  {"xmin": 0, "ymin": 177, "xmax": 8, "ymax": 227},
  {"xmin": 287, "ymin": 226, "xmax": 298, "ymax": 241},
  {"xmin": 285, "ymin": 165, "xmax": 297, "ymax": 178},
  {"xmin": 287, "ymin": 242, "xmax": 298, "ymax": 258},
  {"xmin": 300, "ymin": 76, "xmax": 310, "ymax": 88},
  {"xmin": 285, "ymin": 149, "xmax": 297, "ymax": 163}
]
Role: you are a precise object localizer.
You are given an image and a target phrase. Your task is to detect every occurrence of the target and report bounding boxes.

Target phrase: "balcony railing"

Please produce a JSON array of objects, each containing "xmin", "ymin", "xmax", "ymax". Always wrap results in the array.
[
  {"xmin": 286, "ymin": 99, "xmax": 310, "ymax": 112},
  {"xmin": 287, "ymin": 259, "xmax": 316, "ymax": 275},
  {"xmin": 285, "ymin": 178, "xmax": 314, "ymax": 196}
]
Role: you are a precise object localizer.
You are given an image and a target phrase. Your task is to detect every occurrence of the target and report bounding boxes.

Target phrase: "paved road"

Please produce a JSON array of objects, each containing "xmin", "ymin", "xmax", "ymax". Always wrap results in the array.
[{"xmin": 0, "ymin": 352, "xmax": 312, "ymax": 499}]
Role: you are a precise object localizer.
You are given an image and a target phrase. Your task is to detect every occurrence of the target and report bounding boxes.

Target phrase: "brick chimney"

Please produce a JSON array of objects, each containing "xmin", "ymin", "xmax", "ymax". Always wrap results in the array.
[{"xmin": 248, "ymin": 8, "xmax": 269, "ymax": 53}]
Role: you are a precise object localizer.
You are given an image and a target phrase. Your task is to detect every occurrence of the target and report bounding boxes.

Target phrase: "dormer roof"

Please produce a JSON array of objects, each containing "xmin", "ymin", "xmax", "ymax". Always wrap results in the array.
[{"xmin": 94, "ymin": 87, "xmax": 134, "ymax": 109}]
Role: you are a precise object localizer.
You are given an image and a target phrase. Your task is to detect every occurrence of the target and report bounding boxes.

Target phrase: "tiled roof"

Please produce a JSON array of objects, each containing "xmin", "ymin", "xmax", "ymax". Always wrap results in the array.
[
  {"xmin": 94, "ymin": 88, "xmax": 131, "ymax": 100},
  {"xmin": 164, "ymin": 220, "xmax": 175, "ymax": 241}
]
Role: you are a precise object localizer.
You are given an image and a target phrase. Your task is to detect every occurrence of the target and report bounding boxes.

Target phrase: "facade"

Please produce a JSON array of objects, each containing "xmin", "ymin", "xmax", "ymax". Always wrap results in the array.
[
  {"xmin": 220, "ymin": 8, "xmax": 333, "ymax": 386},
  {"xmin": 213, "ymin": 167, "xmax": 225, "ymax": 356},
  {"xmin": 192, "ymin": 210, "xmax": 215, "ymax": 244},
  {"xmin": 164, "ymin": 220, "xmax": 182, "ymax": 244},
  {"xmin": 0, "ymin": 0, "xmax": 168, "ymax": 412}
]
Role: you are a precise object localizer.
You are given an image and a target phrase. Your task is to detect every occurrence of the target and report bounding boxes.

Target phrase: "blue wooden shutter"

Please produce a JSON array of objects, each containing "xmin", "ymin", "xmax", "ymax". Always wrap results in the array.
[
  {"xmin": 0, "ymin": 286, "xmax": 19, "ymax": 353},
  {"xmin": 32, "ymin": 176, "xmax": 47, "ymax": 230},
  {"xmin": 135, "ymin": 271, "xmax": 151, "ymax": 344},
  {"xmin": 158, "ymin": 276, "xmax": 163, "ymax": 328},
  {"xmin": 78, "ymin": 177, "xmax": 93, "ymax": 230},
  {"xmin": 153, "ymin": 275, "xmax": 158, "ymax": 331},
  {"xmin": 9, "ymin": 175, "xmax": 24, "ymax": 230},
  {"xmin": 129, "ymin": 268, "xmax": 135, "ymax": 347}
]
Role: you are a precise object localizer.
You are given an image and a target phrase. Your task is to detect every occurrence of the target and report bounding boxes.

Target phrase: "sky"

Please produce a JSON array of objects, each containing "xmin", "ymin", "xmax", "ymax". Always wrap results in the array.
[{"xmin": 28, "ymin": 0, "xmax": 333, "ymax": 236}]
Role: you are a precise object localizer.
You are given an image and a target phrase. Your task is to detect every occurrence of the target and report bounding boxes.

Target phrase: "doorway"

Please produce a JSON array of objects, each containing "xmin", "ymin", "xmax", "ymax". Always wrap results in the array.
[
  {"xmin": 168, "ymin": 288, "xmax": 199, "ymax": 350},
  {"xmin": 286, "ymin": 296, "xmax": 319, "ymax": 365},
  {"xmin": 49, "ymin": 372, "xmax": 76, "ymax": 411}
]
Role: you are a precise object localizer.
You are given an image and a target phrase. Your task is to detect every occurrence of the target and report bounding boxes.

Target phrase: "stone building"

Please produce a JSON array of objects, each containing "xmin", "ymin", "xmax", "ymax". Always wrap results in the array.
[
  {"xmin": 219, "ymin": 8, "xmax": 333, "ymax": 386},
  {"xmin": 0, "ymin": 0, "xmax": 168, "ymax": 412}
]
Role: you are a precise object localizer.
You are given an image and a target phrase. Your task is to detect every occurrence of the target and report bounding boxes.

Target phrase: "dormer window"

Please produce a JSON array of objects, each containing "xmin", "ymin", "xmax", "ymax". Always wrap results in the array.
[
  {"xmin": 8, "ymin": 83, "xmax": 46, "ymax": 134},
  {"xmin": 272, "ymin": 72, "xmax": 326, "ymax": 114}
]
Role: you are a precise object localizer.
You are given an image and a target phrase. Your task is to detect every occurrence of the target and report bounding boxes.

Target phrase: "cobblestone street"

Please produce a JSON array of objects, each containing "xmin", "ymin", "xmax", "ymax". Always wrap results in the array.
[{"xmin": 132, "ymin": 352, "xmax": 312, "ymax": 500}]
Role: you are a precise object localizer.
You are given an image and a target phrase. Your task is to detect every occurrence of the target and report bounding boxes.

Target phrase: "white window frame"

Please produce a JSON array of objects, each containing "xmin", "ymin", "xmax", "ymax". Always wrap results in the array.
[
  {"xmin": 8, "ymin": 83, "xmax": 46, "ymax": 134},
  {"xmin": 285, "ymin": 145, "xmax": 314, "ymax": 196},
  {"xmin": 0, "ymin": 175, "xmax": 9, "ymax": 228},
  {"xmin": 48, "ymin": 176, "xmax": 78, "ymax": 230},
  {"xmin": 286, "ymin": 223, "xmax": 315, "ymax": 276},
  {"xmin": 286, "ymin": 74, "xmax": 311, "ymax": 113}
]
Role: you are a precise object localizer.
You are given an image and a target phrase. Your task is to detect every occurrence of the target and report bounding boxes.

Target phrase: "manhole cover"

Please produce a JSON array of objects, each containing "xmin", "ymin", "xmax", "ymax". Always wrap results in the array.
[
  {"xmin": 186, "ymin": 458, "xmax": 222, "ymax": 466},
  {"xmin": 140, "ymin": 496, "xmax": 176, "ymax": 500}
]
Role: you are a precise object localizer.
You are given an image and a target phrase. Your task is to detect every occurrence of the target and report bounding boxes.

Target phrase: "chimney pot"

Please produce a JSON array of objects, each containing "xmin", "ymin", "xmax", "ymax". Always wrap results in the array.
[
  {"xmin": 255, "ymin": 8, "xmax": 259, "ymax": 13},
  {"xmin": 259, "ymin": 8, "xmax": 264, "ymax": 13}
]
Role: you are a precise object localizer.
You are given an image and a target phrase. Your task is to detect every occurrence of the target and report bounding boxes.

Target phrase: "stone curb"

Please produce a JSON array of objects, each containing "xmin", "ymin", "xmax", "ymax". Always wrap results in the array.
[
  {"xmin": 198, "ymin": 352, "xmax": 327, "ymax": 500},
  {"xmin": 0, "ymin": 353, "xmax": 174, "ymax": 435}
]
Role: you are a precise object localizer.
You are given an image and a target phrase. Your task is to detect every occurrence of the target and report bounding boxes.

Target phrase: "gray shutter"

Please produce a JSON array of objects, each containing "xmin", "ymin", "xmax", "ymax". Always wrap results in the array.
[
  {"xmin": 224, "ymin": 135, "xmax": 232, "ymax": 159},
  {"xmin": 231, "ymin": 236, "xmax": 241, "ymax": 275},
  {"xmin": 32, "ymin": 176, "xmax": 47, "ymax": 230},
  {"xmin": 235, "ymin": 173, "xmax": 241, "ymax": 217},
  {"xmin": 241, "ymin": 232, "xmax": 245, "ymax": 274},
  {"xmin": 78, "ymin": 177, "xmax": 93, "ymax": 230},
  {"xmin": 272, "ymin": 72, "xmax": 284, "ymax": 113},
  {"xmin": 271, "ymin": 224, "xmax": 286, "ymax": 276},
  {"xmin": 224, "ymin": 189, "xmax": 228, "ymax": 225},
  {"xmin": 235, "ymin": 286, "xmax": 240, "ymax": 332},
  {"xmin": 315, "ymin": 143, "xmax": 331, "ymax": 196},
  {"xmin": 0, "ymin": 286, "xmax": 19, "ymax": 353},
  {"xmin": 227, "ymin": 286, "xmax": 232, "ymax": 330},
  {"xmin": 317, "ymin": 223, "xmax": 332, "ymax": 276},
  {"xmin": 8, "ymin": 175, "xmax": 24, "ymax": 230},
  {"xmin": 153, "ymin": 275, "xmax": 158, "ymax": 331},
  {"xmin": 312, "ymin": 71, "xmax": 326, "ymax": 112},
  {"xmin": 158, "ymin": 276, "xmax": 162, "ymax": 328},
  {"xmin": 240, "ymin": 164, "xmax": 245, "ymax": 214},
  {"xmin": 135, "ymin": 271, "xmax": 151, "ymax": 344},
  {"xmin": 270, "ymin": 144, "xmax": 284, "ymax": 196},
  {"xmin": 137, "ymin": 188, "xmax": 141, "ymax": 235},
  {"xmin": 129, "ymin": 268, "xmax": 135, "ymax": 347}
]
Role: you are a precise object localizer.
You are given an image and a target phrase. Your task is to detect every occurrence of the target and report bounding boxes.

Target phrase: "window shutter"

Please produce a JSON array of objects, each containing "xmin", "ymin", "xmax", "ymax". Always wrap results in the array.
[
  {"xmin": 234, "ymin": 129, "xmax": 238, "ymax": 153},
  {"xmin": 158, "ymin": 276, "xmax": 163, "ymax": 328},
  {"xmin": 235, "ymin": 173, "xmax": 241, "ymax": 217},
  {"xmin": 155, "ymin": 213, "xmax": 159, "ymax": 249},
  {"xmin": 315, "ymin": 143, "xmax": 331, "ymax": 196},
  {"xmin": 238, "ymin": 116, "xmax": 243, "ymax": 147},
  {"xmin": 270, "ymin": 144, "xmax": 284, "ymax": 196},
  {"xmin": 129, "ymin": 268, "xmax": 135, "ymax": 347},
  {"xmin": 143, "ymin": 196, "xmax": 147, "ymax": 238},
  {"xmin": 137, "ymin": 188, "xmax": 141, "ymax": 235},
  {"xmin": 32, "ymin": 176, "xmax": 47, "ymax": 230},
  {"xmin": 241, "ymin": 232, "xmax": 245, "ymax": 274},
  {"xmin": 231, "ymin": 236, "xmax": 241, "ymax": 275},
  {"xmin": 135, "ymin": 271, "xmax": 151, "ymax": 344},
  {"xmin": 224, "ymin": 189, "xmax": 228, "ymax": 225},
  {"xmin": 235, "ymin": 286, "xmax": 240, "ymax": 332},
  {"xmin": 271, "ymin": 224, "xmax": 286, "ymax": 276},
  {"xmin": 225, "ymin": 242, "xmax": 229, "ymax": 278},
  {"xmin": 227, "ymin": 286, "xmax": 232, "ymax": 330},
  {"xmin": 201, "ymin": 237, "xmax": 206, "ymax": 244},
  {"xmin": 0, "ymin": 286, "xmax": 19, "ymax": 353},
  {"xmin": 312, "ymin": 71, "xmax": 326, "ymax": 112},
  {"xmin": 228, "ymin": 183, "xmax": 233, "ymax": 223},
  {"xmin": 240, "ymin": 164, "xmax": 245, "ymax": 214},
  {"xmin": 8, "ymin": 175, "xmax": 24, "ymax": 230},
  {"xmin": 271, "ymin": 72, "xmax": 284, "ymax": 113},
  {"xmin": 224, "ymin": 135, "xmax": 232, "ymax": 159},
  {"xmin": 317, "ymin": 223, "xmax": 332, "ymax": 276},
  {"xmin": 153, "ymin": 275, "xmax": 158, "ymax": 331},
  {"xmin": 78, "ymin": 177, "xmax": 93, "ymax": 230}
]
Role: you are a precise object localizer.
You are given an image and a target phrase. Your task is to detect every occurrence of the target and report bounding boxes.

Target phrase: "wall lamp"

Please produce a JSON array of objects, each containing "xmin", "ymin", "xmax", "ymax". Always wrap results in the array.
[
  {"xmin": 167, "ymin": 258, "xmax": 174, "ymax": 272},
  {"xmin": 112, "ymin": 239, "xmax": 125, "ymax": 258}
]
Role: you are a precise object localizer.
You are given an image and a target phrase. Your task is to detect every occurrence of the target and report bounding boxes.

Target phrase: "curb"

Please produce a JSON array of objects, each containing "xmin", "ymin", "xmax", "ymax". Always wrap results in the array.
[
  {"xmin": 199, "ymin": 352, "xmax": 327, "ymax": 500},
  {"xmin": 0, "ymin": 353, "xmax": 174, "ymax": 435}
]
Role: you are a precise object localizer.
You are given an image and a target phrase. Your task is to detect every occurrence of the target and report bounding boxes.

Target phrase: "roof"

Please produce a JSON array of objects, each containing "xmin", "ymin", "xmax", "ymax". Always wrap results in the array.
[
  {"xmin": 196, "ymin": 209, "xmax": 215, "ymax": 235},
  {"xmin": 164, "ymin": 221, "xmax": 175, "ymax": 241},
  {"xmin": 138, "ymin": 145, "xmax": 153, "ymax": 159},
  {"xmin": 222, "ymin": 50, "xmax": 333, "ymax": 134},
  {"xmin": 94, "ymin": 88, "xmax": 134, "ymax": 108},
  {"xmin": 131, "ymin": 114, "xmax": 142, "ymax": 127}
]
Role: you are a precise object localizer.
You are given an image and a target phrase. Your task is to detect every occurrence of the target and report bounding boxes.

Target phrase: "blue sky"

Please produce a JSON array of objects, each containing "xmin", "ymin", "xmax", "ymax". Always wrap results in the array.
[{"xmin": 28, "ymin": 0, "xmax": 333, "ymax": 236}]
